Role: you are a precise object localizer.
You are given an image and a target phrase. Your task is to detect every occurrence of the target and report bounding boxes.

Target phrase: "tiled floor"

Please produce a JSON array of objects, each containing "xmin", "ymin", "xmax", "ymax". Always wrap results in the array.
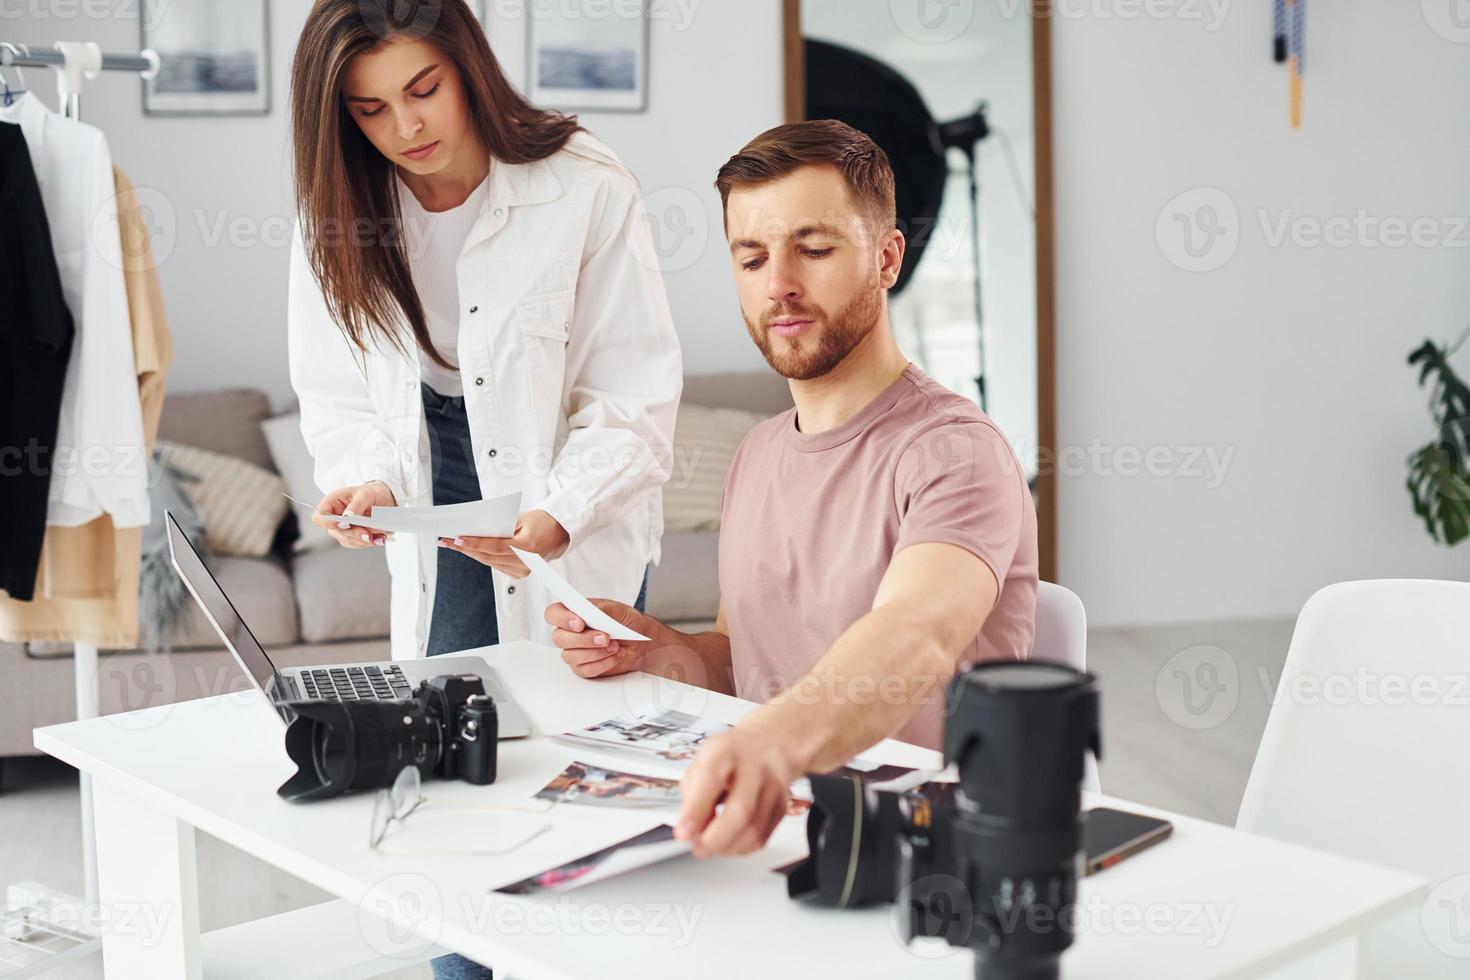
[{"xmin": 0, "ymin": 617, "xmax": 1295, "ymax": 979}]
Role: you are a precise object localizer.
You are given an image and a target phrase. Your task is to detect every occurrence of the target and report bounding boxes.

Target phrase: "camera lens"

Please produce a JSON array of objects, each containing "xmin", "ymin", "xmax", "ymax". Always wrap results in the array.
[
  {"xmin": 311, "ymin": 718, "xmax": 349, "ymax": 785},
  {"xmin": 944, "ymin": 662, "xmax": 1100, "ymax": 980}
]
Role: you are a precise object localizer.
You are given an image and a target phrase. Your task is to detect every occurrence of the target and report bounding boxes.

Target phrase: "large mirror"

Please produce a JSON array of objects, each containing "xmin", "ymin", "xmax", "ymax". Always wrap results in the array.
[{"xmin": 785, "ymin": 0, "xmax": 1056, "ymax": 580}]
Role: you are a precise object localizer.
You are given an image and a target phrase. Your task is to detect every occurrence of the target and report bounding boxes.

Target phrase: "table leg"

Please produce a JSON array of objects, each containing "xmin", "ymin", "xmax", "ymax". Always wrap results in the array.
[{"xmin": 91, "ymin": 778, "xmax": 202, "ymax": 979}]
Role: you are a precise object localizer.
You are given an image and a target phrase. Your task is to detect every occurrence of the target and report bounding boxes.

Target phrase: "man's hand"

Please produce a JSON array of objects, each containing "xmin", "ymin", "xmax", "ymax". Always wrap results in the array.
[
  {"xmin": 545, "ymin": 600, "xmax": 654, "ymax": 678},
  {"xmin": 675, "ymin": 723, "xmax": 810, "ymax": 858},
  {"xmin": 313, "ymin": 481, "xmax": 396, "ymax": 548},
  {"xmin": 439, "ymin": 509, "xmax": 569, "ymax": 578}
]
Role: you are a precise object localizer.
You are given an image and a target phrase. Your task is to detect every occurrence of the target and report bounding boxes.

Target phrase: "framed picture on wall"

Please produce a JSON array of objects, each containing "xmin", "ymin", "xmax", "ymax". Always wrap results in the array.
[
  {"xmin": 526, "ymin": 0, "xmax": 649, "ymax": 112},
  {"xmin": 142, "ymin": 0, "xmax": 270, "ymax": 115}
]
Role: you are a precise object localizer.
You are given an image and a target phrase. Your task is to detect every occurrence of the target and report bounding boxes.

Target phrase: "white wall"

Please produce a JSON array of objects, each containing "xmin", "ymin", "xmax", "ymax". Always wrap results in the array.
[
  {"xmin": 1051, "ymin": 3, "xmax": 1470, "ymax": 626},
  {"xmin": 5, "ymin": 0, "xmax": 780, "ymax": 409}
]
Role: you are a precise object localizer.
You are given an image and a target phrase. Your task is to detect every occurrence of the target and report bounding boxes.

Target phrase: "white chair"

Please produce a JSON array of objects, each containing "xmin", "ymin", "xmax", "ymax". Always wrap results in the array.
[
  {"xmin": 1032, "ymin": 581, "xmax": 1101, "ymax": 793},
  {"xmin": 1237, "ymin": 579, "xmax": 1470, "ymax": 978}
]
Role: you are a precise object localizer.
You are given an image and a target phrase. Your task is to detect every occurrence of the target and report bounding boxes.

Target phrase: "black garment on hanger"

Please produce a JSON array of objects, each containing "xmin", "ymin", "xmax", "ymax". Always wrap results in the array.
[{"xmin": 0, "ymin": 122, "xmax": 75, "ymax": 601}]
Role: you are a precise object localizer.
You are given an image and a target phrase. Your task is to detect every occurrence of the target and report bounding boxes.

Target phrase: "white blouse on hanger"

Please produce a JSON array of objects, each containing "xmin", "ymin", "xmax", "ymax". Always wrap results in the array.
[{"xmin": 0, "ymin": 92, "xmax": 148, "ymax": 529}]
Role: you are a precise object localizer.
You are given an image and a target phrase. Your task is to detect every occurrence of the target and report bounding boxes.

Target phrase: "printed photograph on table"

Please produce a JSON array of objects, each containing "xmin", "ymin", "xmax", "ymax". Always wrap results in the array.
[
  {"xmin": 536, "ymin": 761, "xmax": 683, "ymax": 808},
  {"xmin": 495, "ymin": 825, "xmax": 687, "ymax": 896},
  {"xmin": 142, "ymin": 0, "xmax": 270, "ymax": 115},
  {"xmin": 526, "ymin": 0, "xmax": 649, "ymax": 111},
  {"xmin": 554, "ymin": 706, "xmax": 729, "ymax": 764}
]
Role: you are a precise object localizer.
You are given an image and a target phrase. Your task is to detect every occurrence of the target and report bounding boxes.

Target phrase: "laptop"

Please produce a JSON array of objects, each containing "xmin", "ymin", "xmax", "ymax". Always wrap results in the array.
[{"xmin": 165, "ymin": 510, "xmax": 531, "ymax": 738}]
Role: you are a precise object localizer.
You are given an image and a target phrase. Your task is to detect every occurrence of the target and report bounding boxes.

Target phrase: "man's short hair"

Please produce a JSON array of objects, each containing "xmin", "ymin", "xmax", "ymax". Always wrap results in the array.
[{"xmin": 715, "ymin": 119, "xmax": 897, "ymax": 236}]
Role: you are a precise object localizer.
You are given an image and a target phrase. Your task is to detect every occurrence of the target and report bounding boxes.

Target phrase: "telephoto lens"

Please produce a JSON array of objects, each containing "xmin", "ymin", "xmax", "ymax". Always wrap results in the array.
[
  {"xmin": 784, "ymin": 661, "xmax": 1099, "ymax": 980},
  {"xmin": 933, "ymin": 661, "xmax": 1100, "ymax": 980}
]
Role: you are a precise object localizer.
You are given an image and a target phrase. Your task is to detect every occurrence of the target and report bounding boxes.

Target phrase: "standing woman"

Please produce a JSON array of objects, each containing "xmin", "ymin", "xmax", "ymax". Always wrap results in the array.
[{"xmin": 287, "ymin": 0, "xmax": 681, "ymax": 683}]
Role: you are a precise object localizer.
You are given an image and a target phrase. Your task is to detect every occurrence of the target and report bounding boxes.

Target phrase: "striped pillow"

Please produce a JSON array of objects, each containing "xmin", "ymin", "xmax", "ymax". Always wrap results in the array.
[
  {"xmin": 662, "ymin": 404, "xmax": 767, "ymax": 532},
  {"xmin": 157, "ymin": 441, "xmax": 288, "ymax": 557}
]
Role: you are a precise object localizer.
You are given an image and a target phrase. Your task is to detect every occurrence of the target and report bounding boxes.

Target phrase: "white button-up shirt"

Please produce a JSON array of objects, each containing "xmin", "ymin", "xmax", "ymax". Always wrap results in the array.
[
  {"xmin": 288, "ymin": 133, "xmax": 682, "ymax": 660},
  {"xmin": 0, "ymin": 92, "xmax": 148, "ymax": 529}
]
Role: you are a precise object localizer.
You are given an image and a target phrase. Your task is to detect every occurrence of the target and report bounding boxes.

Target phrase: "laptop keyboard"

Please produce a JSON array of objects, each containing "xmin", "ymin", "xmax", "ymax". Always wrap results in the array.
[{"xmin": 298, "ymin": 664, "xmax": 413, "ymax": 702}]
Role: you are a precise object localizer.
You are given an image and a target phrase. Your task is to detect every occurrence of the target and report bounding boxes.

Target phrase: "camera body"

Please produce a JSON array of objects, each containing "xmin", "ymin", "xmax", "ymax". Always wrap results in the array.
[
  {"xmin": 420, "ymin": 675, "xmax": 498, "ymax": 785},
  {"xmin": 277, "ymin": 673, "xmax": 498, "ymax": 802},
  {"xmin": 787, "ymin": 662, "xmax": 1100, "ymax": 980}
]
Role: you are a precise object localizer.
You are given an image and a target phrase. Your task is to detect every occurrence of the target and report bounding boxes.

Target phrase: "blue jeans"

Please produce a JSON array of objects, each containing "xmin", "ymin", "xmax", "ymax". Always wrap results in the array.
[{"xmin": 422, "ymin": 384, "xmax": 647, "ymax": 980}]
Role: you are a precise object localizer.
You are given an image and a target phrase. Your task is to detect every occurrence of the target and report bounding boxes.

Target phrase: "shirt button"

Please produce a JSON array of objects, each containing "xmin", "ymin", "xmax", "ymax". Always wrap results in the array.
[
  {"xmin": 469, "ymin": 305, "xmax": 479, "ymax": 314},
  {"xmin": 494, "ymin": 208, "xmax": 504, "ymax": 217},
  {"xmin": 420, "ymin": 583, "xmax": 426, "ymax": 593},
  {"xmin": 487, "ymin": 449, "xmax": 497, "ymax": 458},
  {"xmin": 475, "ymin": 377, "xmax": 484, "ymax": 386},
  {"xmin": 507, "ymin": 585, "xmax": 516, "ymax": 595}
]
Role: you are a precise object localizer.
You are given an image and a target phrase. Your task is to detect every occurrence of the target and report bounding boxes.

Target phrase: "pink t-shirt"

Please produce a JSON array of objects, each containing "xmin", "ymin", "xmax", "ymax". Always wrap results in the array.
[{"xmin": 718, "ymin": 364, "xmax": 1038, "ymax": 749}]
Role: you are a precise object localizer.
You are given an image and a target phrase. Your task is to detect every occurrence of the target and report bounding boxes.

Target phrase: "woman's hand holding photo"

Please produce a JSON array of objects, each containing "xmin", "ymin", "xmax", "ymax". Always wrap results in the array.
[
  {"xmin": 439, "ymin": 508, "xmax": 569, "ymax": 578},
  {"xmin": 312, "ymin": 480, "xmax": 396, "ymax": 548}
]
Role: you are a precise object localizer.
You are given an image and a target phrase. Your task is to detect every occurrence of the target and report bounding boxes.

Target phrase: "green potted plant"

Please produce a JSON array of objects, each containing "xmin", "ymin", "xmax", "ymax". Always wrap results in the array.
[{"xmin": 1407, "ymin": 327, "xmax": 1470, "ymax": 546}]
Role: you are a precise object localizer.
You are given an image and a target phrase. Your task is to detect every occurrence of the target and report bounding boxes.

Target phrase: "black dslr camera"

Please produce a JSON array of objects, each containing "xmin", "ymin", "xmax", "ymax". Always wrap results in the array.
[
  {"xmin": 787, "ymin": 662, "xmax": 1100, "ymax": 980},
  {"xmin": 276, "ymin": 673, "xmax": 498, "ymax": 802}
]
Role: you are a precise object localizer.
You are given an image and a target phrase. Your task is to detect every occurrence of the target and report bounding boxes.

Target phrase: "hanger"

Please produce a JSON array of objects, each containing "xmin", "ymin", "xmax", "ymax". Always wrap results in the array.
[{"xmin": 0, "ymin": 42, "xmax": 28, "ymax": 107}]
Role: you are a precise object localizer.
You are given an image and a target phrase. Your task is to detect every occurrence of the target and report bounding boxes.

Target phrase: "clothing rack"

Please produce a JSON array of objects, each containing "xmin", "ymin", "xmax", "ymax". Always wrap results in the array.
[
  {"xmin": 1, "ymin": 41, "xmax": 158, "ymax": 118},
  {"xmin": 1, "ymin": 39, "xmax": 159, "ymax": 920}
]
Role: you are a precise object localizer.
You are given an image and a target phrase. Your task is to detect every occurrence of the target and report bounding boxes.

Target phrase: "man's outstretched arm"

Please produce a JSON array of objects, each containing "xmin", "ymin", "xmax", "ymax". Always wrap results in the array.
[{"xmin": 675, "ymin": 541, "xmax": 1002, "ymax": 858}]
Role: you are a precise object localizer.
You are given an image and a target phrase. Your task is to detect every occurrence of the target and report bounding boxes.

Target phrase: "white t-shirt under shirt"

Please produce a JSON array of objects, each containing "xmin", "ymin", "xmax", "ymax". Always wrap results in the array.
[{"xmin": 396, "ymin": 171, "xmax": 490, "ymax": 396}]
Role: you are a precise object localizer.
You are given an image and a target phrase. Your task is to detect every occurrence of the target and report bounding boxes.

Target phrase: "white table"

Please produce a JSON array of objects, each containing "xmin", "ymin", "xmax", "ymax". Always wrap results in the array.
[{"xmin": 35, "ymin": 641, "xmax": 1426, "ymax": 980}]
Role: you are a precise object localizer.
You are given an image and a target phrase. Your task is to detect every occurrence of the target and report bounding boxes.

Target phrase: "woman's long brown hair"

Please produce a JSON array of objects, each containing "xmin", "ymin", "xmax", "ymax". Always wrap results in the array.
[{"xmin": 289, "ymin": 0, "xmax": 582, "ymax": 368}]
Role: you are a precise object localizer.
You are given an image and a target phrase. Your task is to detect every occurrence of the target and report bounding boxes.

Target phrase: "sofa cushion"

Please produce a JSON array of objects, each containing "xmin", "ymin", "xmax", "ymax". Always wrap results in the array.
[
  {"xmin": 159, "ymin": 440, "xmax": 289, "ymax": 558},
  {"xmin": 261, "ymin": 412, "xmax": 337, "ymax": 552},
  {"xmin": 27, "ymin": 555, "xmax": 298, "ymax": 655},
  {"xmin": 663, "ymin": 404, "xmax": 766, "ymax": 533},
  {"xmin": 157, "ymin": 389, "xmax": 276, "ymax": 472},
  {"xmin": 292, "ymin": 546, "xmax": 392, "ymax": 643},
  {"xmin": 644, "ymin": 530, "xmax": 719, "ymax": 624}
]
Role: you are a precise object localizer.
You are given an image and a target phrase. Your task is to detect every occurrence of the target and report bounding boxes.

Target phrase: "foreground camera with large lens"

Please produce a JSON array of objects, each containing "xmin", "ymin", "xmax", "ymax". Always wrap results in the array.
[
  {"xmin": 787, "ymin": 661, "xmax": 1100, "ymax": 980},
  {"xmin": 276, "ymin": 673, "xmax": 499, "ymax": 802}
]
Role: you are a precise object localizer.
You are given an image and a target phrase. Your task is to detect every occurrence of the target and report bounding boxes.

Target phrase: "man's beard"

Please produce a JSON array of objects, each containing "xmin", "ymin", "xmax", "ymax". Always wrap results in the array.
[{"xmin": 744, "ymin": 281, "xmax": 884, "ymax": 382}]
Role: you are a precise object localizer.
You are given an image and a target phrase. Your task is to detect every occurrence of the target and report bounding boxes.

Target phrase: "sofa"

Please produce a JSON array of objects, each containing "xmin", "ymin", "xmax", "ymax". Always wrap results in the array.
[{"xmin": 0, "ymin": 372, "xmax": 793, "ymax": 760}]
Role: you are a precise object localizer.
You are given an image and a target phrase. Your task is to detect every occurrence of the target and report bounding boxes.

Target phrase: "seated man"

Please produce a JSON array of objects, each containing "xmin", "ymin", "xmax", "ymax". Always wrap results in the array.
[{"xmin": 545, "ymin": 119, "xmax": 1038, "ymax": 858}]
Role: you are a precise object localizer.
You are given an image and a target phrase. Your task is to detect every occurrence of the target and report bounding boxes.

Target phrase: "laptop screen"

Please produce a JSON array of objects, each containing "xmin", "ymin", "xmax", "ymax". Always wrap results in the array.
[{"xmin": 164, "ymin": 510, "xmax": 283, "ymax": 701}]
